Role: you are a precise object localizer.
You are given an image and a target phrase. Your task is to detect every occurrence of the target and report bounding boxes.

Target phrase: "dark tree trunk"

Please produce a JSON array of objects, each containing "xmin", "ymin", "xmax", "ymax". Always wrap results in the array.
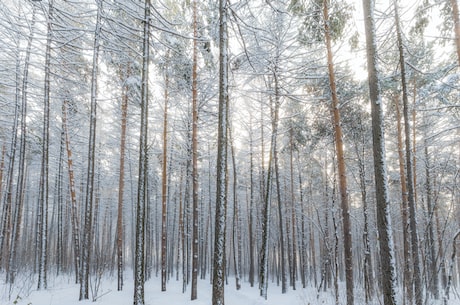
[
  {"xmin": 362, "ymin": 0, "xmax": 397, "ymax": 304},
  {"xmin": 212, "ymin": 0, "xmax": 228, "ymax": 303}
]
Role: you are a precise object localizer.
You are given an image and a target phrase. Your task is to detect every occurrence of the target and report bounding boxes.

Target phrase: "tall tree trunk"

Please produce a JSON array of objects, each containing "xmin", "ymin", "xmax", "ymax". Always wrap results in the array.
[
  {"xmin": 362, "ymin": 0, "xmax": 397, "ymax": 304},
  {"xmin": 8, "ymin": 5, "xmax": 36, "ymax": 284},
  {"xmin": 161, "ymin": 59, "xmax": 169, "ymax": 293},
  {"xmin": 134, "ymin": 1, "xmax": 150, "ymax": 304},
  {"xmin": 394, "ymin": 2, "xmax": 423, "ymax": 305},
  {"xmin": 272, "ymin": 75, "xmax": 287, "ymax": 294},
  {"xmin": 395, "ymin": 96, "xmax": 413, "ymax": 305},
  {"xmin": 424, "ymin": 138, "xmax": 439, "ymax": 299},
  {"xmin": 62, "ymin": 100, "xmax": 81, "ymax": 284},
  {"xmin": 354, "ymin": 136, "xmax": 374, "ymax": 303},
  {"xmin": 191, "ymin": 0, "xmax": 200, "ymax": 298},
  {"xmin": 259, "ymin": 96, "xmax": 275, "ymax": 299},
  {"xmin": 37, "ymin": 0, "xmax": 54, "ymax": 290},
  {"xmin": 229, "ymin": 125, "xmax": 241, "ymax": 290},
  {"xmin": 117, "ymin": 63, "xmax": 130, "ymax": 291},
  {"xmin": 248, "ymin": 116, "xmax": 255, "ymax": 288},
  {"xmin": 79, "ymin": 0, "xmax": 102, "ymax": 299},
  {"xmin": 289, "ymin": 129, "xmax": 297, "ymax": 291},
  {"xmin": 212, "ymin": 0, "xmax": 228, "ymax": 303},
  {"xmin": 322, "ymin": 1, "xmax": 353, "ymax": 303}
]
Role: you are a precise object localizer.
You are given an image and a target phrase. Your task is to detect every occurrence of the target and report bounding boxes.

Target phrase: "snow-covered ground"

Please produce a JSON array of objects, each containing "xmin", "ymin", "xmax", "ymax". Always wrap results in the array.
[
  {"xmin": 0, "ymin": 272, "xmax": 327, "ymax": 305},
  {"xmin": 1, "ymin": 273, "xmax": 459, "ymax": 305}
]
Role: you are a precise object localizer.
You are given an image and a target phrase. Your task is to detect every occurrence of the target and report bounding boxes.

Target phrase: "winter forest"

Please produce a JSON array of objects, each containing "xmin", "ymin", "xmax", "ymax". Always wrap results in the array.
[{"xmin": 0, "ymin": 0, "xmax": 459, "ymax": 304}]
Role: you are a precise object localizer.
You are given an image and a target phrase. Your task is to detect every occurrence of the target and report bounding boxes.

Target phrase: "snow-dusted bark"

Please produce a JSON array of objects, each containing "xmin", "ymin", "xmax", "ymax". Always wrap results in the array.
[
  {"xmin": 37, "ymin": 0, "xmax": 54, "ymax": 291},
  {"xmin": 394, "ymin": 2, "xmax": 423, "ymax": 305},
  {"xmin": 79, "ymin": 0, "xmax": 102, "ymax": 300},
  {"xmin": 362, "ymin": 0, "xmax": 397, "ymax": 304},
  {"xmin": 7, "ymin": 3, "xmax": 36, "ymax": 285},
  {"xmin": 212, "ymin": 0, "xmax": 228, "ymax": 304},
  {"xmin": 62, "ymin": 100, "xmax": 81, "ymax": 285},
  {"xmin": 322, "ymin": 1, "xmax": 353, "ymax": 303},
  {"xmin": 191, "ymin": 0, "xmax": 199, "ymax": 299},
  {"xmin": 133, "ymin": 1, "xmax": 150, "ymax": 304}
]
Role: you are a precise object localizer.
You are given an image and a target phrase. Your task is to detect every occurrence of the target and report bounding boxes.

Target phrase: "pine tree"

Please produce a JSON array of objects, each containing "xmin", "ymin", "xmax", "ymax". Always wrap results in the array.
[
  {"xmin": 362, "ymin": 0, "xmax": 397, "ymax": 304},
  {"xmin": 212, "ymin": 0, "xmax": 228, "ymax": 303}
]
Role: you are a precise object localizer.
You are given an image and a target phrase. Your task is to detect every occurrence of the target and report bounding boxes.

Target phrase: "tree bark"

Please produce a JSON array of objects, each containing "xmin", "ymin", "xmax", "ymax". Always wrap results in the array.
[
  {"xmin": 394, "ymin": 2, "xmax": 423, "ymax": 304},
  {"xmin": 212, "ymin": 0, "xmax": 228, "ymax": 303},
  {"xmin": 322, "ymin": 1, "xmax": 353, "ymax": 303},
  {"xmin": 79, "ymin": 0, "xmax": 102, "ymax": 299},
  {"xmin": 362, "ymin": 0, "xmax": 398, "ymax": 304},
  {"xmin": 133, "ymin": 1, "xmax": 150, "ymax": 304},
  {"xmin": 38, "ymin": 0, "xmax": 54, "ymax": 290},
  {"xmin": 191, "ymin": 0, "xmax": 200, "ymax": 298},
  {"xmin": 395, "ymin": 96, "xmax": 413, "ymax": 305},
  {"xmin": 161, "ymin": 59, "xmax": 169, "ymax": 293},
  {"xmin": 116, "ymin": 63, "xmax": 130, "ymax": 291}
]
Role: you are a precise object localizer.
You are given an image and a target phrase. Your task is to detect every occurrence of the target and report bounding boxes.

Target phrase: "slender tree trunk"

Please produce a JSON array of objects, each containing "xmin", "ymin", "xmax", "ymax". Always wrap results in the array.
[
  {"xmin": 272, "ymin": 76, "xmax": 287, "ymax": 294},
  {"xmin": 161, "ymin": 60, "xmax": 169, "ymax": 293},
  {"xmin": 362, "ymin": 0, "xmax": 397, "ymax": 304},
  {"xmin": 259, "ymin": 98, "xmax": 275, "ymax": 299},
  {"xmin": 395, "ymin": 96, "xmax": 413, "ymax": 305},
  {"xmin": 133, "ymin": 1, "xmax": 150, "ymax": 304},
  {"xmin": 424, "ymin": 138, "xmax": 439, "ymax": 299},
  {"xmin": 354, "ymin": 138, "xmax": 374, "ymax": 303},
  {"xmin": 37, "ymin": 0, "xmax": 55, "ymax": 290},
  {"xmin": 229, "ymin": 126, "xmax": 241, "ymax": 290},
  {"xmin": 191, "ymin": 0, "xmax": 200, "ymax": 298},
  {"xmin": 79, "ymin": 0, "xmax": 102, "ymax": 299},
  {"xmin": 394, "ymin": 3, "xmax": 423, "ymax": 305},
  {"xmin": 62, "ymin": 100, "xmax": 81, "ymax": 284},
  {"xmin": 8, "ymin": 5, "xmax": 36, "ymax": 284},
  {"xmin": 289, "ymin": 129, "xmax": 297, "ymax": 291},
  {"xmin": 212, "ymin": 0, "xmax": 228, "ymax": 302},
  {"xmin": 248, "ymin": 116, "xmax": 255, "ymax": 288},
  {"xmin": 322, "ymin": 1, "xmax": 353, "ymax": 303},
  {"xmin": 117, "ymin": 64, "xmax": 130, "ymax": 291}
]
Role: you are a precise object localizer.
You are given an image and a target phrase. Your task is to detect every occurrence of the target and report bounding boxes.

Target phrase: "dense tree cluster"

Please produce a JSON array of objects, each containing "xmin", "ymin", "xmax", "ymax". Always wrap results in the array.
[{"xmin": 0, "ymin": 0, "xmax": 459, "ymax": 304}]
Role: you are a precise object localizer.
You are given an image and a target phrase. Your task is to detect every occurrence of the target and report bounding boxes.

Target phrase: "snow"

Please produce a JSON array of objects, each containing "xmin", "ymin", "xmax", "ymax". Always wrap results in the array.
[
  {"xmin": 3, "ymin": 273, "xmax": 460, "ymax": 305},
  {"xmin": 3, "ymin": 275, "xmax": 331, "ymax": 305}
]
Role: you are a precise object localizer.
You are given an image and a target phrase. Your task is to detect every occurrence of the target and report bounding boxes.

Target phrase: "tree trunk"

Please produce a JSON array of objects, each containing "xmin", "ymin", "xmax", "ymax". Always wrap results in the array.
[
  {"xmin": 248, "ymin": 116, "xmax": 255, "ymax": 288},
  {"xmin": 272, "ymin": 76, "xmax": 287, "ymax": 294},
  {"xmin": 394, "ymin": 2, "xmax": 423, "ymax": 304},
  {"xmin": 191, "ymin": 0, "xmax": 200, "ymax": 298},
  {"xmin": 8, "ymin": 5, "xmax": 36, "ymax": 284},
  {"xmin": 117, "ymin": 63, "xmax": 130, "ymax": 291},
  {"xmin": 37, "ymin": 0, "xmax": 54, "ymax": 290},
  {"xmin": 133, "ymin": 1, "xmax": 150, "ymax": 304},
  {"xmin": 395, "ymin": 95, "xmax": 413, "ymax": 305},
  {"xmin": 424, "ymin": 138, "xmax": 439, "ymax": 299},
  {"xmin": 322, "ymin": 1, "xmax": 353, "ymax": 303},
  {"xmin": 212, "ymin": 0, "xmax": 228, "ymax": 303},
  {"xmin": 79, "ymin": 0, "xmax": 102, "ymax": 299},
  {"xmin": 161, "ymin": 59, "xmax": 169, "ymax": 293},
  {"xmin": 362, "ymin": 0, "xmax": 397, "ymax": 304}
]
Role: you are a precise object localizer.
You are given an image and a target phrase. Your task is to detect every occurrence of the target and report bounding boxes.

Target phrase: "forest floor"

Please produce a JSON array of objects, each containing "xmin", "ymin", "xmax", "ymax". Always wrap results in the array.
[{"xmin": 1, "ymin": 272, "xmax": 460, "ymax": 305}]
